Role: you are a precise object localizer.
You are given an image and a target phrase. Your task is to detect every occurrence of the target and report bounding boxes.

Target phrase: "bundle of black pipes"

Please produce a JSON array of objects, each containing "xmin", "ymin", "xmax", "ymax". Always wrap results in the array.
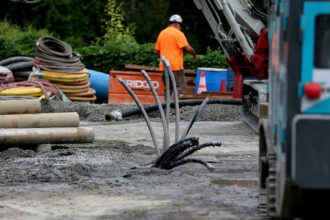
[{"xmin": 115, "ymin": 56, "xmax": 226, "ymax": 171}]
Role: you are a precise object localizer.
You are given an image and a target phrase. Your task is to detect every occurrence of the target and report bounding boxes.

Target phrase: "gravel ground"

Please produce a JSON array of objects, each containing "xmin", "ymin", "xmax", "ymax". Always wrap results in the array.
[
  {"xmin": 0, "ymin": 100, "xmax": 259, "ymax": 220},
  {"xmin": 41, "ymin": 100, "xmax": 243, "ymax": 122}
]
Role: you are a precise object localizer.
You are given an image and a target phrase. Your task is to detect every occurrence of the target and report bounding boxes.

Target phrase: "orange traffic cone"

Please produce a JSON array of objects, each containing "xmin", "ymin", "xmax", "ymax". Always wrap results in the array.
[
  {"xmin": 219, "ymin": 78, "xmax": 226, "ymax": 92},
  {"xmin": 197, "ymin": 71, "xmax": 207, "ymax": 94}
]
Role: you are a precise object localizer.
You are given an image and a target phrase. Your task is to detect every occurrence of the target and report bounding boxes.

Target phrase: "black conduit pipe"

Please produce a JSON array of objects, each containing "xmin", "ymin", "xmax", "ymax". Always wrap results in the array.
[
  {"xmin": 176, "ymin": 141, "xmax": 221, "ymax": 161},
  {"xmin": 105, "ymin": 98, "xmax": 241, "ymax": 121}
]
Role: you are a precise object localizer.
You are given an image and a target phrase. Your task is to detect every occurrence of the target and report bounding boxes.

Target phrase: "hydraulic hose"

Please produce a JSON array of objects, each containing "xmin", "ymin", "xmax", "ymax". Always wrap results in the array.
[
  {"xmin": 5, "ymin": 61, "xmax": 33, "ymax": 72},
  {"xmin": 105, "ymin": 98, "xmax": 242, "ymax": 121},
  {"xmin": 34, "ymin": 37, "xmax": 84, "ymax": 73},
  {"xmin": 141, "ymin": 70, "xmax": 170, "ymax": 152},
  {"xmin": 118, "ymin": 78, "xmax": 160, "ymax": 157},
  {"xmin": 176, "ymin": 141, "xmax": 221, "ymax": 161},
  {"xmin": 180, "ymin": 97, "xmax": 209, "ymax": 141},
  {"xmin": 0, "ymin": 56, "xmax": 33, "ymax": 66}
]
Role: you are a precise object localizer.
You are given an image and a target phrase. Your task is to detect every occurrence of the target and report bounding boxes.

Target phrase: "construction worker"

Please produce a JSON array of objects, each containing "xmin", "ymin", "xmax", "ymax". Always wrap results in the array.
[{"xmin": 155, "ymin": 14, "xmax": 198, "ymax": 98}]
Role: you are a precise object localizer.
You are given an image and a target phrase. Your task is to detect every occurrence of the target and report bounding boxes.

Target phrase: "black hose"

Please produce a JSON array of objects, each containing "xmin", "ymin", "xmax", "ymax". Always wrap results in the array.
[
  {"xmin": 5, "ymin": 61, "xmax": 33, "ymax": 71},
  {"xmin": 105, "ymin": 98, "xmax": 241, "ymax": 120},
  {"xmin": 10, "ymin": 0, "xmax": 42, "ymax": 4},
  {"xmin": 0, "ymin": 56, "xmax": 33, "ymax": 66},
  {"xmin": 153, "ymin": 136, "xmax": 199, "ymax": 168},
  {"xmin": 34, "ymin": 37, "xmax": 84, "ymax": 72},
  {"xmin": 13, "ymin": 71, "xmax": 31, "ymax": 77},
  {"xmin": 176, "ymin": 141, "xmax": 221, "ymax": 161}
]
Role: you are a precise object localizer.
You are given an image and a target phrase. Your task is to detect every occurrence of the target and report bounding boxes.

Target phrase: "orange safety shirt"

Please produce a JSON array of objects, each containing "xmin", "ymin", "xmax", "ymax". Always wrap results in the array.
[{"xmin": 155, "ymin": 26, "xmax": 189, "ymax": 71}]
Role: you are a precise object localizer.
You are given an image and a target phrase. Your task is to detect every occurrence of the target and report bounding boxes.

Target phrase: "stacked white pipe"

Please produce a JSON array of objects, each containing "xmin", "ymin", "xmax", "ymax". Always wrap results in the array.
[{"xmin": 0, "ymin": 99, "xmax": 94, "ymax": 147}]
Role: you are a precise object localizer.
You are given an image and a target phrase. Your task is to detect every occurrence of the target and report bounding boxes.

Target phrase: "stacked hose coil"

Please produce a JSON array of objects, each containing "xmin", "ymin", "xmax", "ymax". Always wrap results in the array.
[
  {"xmin": 0, "ymin": 78, "xmax": 62, "ymax": 100},
  {"xmin": 32, "ymin": 37, "xmax": 96, "ymax": 102},
  {"xmin": 0, "ymin": 56, "xmax": 34, "ymax": 82}
]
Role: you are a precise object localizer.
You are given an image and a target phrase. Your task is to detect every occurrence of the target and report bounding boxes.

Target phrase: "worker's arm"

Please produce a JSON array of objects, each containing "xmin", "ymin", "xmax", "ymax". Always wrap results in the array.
[
  {"xmin": 155, "ymin": 49, "xmax": 160, "ymax": 57},
  {"xmin": 184, "ymin": 45, "xmax": 198, "ymax": 62}
]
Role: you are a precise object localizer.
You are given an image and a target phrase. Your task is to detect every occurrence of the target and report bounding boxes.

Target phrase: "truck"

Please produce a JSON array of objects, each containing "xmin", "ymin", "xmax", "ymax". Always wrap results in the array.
[{"xmin": 194, "ymin": 0, "xmax": 330, "ymax": 219}]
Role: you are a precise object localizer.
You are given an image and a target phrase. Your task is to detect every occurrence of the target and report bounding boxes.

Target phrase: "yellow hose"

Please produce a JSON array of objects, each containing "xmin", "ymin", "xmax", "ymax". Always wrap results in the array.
[
  {"xmin": 0, "ymin": 87, "xmax": 43, "ymax": 96},
  {"xmin": 41, "ymin": 74, "xmax": 89, "ymax": 82},
  {"xmin": 41, "ymin": 69, "xmax": 89, "ymax": 75}
]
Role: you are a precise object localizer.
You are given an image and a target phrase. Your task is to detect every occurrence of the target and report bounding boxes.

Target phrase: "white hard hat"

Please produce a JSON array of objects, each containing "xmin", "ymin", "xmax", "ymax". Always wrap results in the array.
[{"xmin": 169, "ymin": 14, "xmax": 183, "ymax": 23}]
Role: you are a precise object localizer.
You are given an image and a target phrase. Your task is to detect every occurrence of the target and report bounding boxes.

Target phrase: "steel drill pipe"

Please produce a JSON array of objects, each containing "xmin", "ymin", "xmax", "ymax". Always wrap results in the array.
[
  {"xmin": 0, "ymin": 127, "xmax": 94, "ymax": 146},
  {"xmin": 0, "ymin": 99, "xmax": 41, "ymax": 114},
  {"xmin": 0, "ymin": 112, "xmax": 80, "ymax": 128}
]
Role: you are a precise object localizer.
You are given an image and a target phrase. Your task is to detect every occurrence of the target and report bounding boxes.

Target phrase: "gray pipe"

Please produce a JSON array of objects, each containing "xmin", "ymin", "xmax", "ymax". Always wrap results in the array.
[
  {"xmin": 141, "ymin": 70, "xmax": 170, "ymax": 151},
  {"xmin": 118, "ymin": 78, "xmax": 160, "ymax": 157},
  {"xmin": 160, "ymin": 56, "xmax": 171, "ymax": 150},
  {"xmin": 164, "ymin": 59, "xmax": 180, "ymax": 143}
]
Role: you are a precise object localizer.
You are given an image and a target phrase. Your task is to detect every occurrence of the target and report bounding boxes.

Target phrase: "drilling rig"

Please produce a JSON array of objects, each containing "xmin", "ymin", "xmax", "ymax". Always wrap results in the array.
[{"xmin": 194, "ymin": 0, "xmax": 330, "ymax": 219}]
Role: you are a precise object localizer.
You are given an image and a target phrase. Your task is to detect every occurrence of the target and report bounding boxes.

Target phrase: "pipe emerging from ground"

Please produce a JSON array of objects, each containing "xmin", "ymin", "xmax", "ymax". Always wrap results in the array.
[
  {"xmin": 141, "ymin": 70, "xmax": 170, "ymax": 152},
  {"xmin": 118, "ymin": 78, "xmax": 160, "ymax": 157}
]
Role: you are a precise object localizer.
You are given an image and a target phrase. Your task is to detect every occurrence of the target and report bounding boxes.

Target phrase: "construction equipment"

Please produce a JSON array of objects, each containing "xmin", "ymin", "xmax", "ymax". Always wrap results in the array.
[
  {"xmin": 193, "ymin": 0, "xmax": 269, "ymax": 132},
  {"xmin": 194, "ymin": 0, "xmax": 330, "ymax": 218}
]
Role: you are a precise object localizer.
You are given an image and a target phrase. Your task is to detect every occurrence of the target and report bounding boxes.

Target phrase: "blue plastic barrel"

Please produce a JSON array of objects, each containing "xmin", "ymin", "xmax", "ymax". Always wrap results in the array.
[
  {"xmin": 195, "ymin": 68, "xmax": 228, "ymax": 94},
  {"xmin": 87, "ymin": 69, "xmax": 110, "ymax": 101}
]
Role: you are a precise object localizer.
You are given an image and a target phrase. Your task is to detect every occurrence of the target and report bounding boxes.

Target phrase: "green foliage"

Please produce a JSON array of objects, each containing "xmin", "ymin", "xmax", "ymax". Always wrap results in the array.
[
  {"xmin": 0, "ymin": 21, "xmax": 50, "ymax": 59},
  {"xmin": 102, "ymin": 0, "xmax": 135, "ymax": 42},
  {"xmin": 184, "ymin": 47, "xmax": 228, "ymax": 69},
  {"xmin": 0, "ymin": 0, "xmax": 107, "ymax": 48},
  {"xmin": 79, "ymin": 42, "xmax": 227, "ymax": 72},
  {"xmin": 78, "ymin": 41, "xmax": 159, "ymax": 73}
]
